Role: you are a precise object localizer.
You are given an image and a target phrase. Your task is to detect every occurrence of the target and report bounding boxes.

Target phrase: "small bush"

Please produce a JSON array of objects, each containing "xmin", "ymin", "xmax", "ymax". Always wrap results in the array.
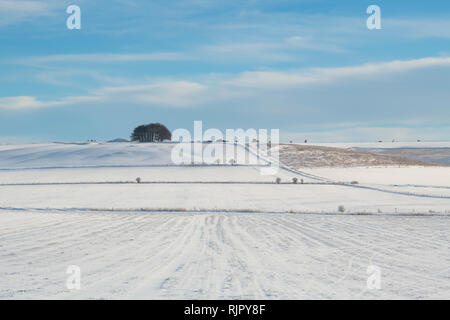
[
  {"xmin": 351, "ymin": 181, "xmax": 359, "ymax": 185},
  {"xmin": 275, "ymin": 177, "xmax": 281, "ymax": 184},
  {"xmin": 136, "ymin": 177, "xmax": 141, "ymax": 183},
  {"xmin": 300, "ymin": 178, "xmax": 304, "ymax": 184},
  {"xmin": 338, "ymin": 205, "xmax": 345, "ymax": 213},
  {"xmin": 292, "ymin": 177, "xmax": 298, "ymax": 184}
]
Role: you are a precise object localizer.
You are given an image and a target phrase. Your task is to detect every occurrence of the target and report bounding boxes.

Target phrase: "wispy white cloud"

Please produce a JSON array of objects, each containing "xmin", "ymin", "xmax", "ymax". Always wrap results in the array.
[
  {"xmin": 98, "ymin": 81, "xmax": 208, "ymax": 107},
  {"xmin": 200, "ymin": 35, "xmax": 344, "ymax": 62},
  {"xmin": 3, "ymin": 56, "xmax": 450, "ymax": 112},
  {"xmin": 0, "ymin": 0, "xmax": 50, "ymax": 14},
  {"xmin": 34, "ymin": 69, "xmax": 129, "ymax": 86},
  {"xmin": 13, "ymin": 52, "xmax": 189, "ymax": 64},
  {"xmin": 228, "ymin": 57, "xmax": 450, "ymax": 88},
  {"xmin": 0, "ymin": 81, "xmax": 206, "ymax": 110},
  {"xmin": 0, "ymin": 95, "xmax": 101, "ymax": 110},
  {"xmin": 0, "ymin": 0, "xmax": 58, "ymax": 26},
  {"xmin": 11, "ymin": 37, "xmax": 338, "ymax": 66},
  {"xmin": 0, "ymin": 96, "xmax": 43, "ymax": 110},
  {"xmin": 386, "ymin": 18, "xmax": 450, "ymax": 39}
]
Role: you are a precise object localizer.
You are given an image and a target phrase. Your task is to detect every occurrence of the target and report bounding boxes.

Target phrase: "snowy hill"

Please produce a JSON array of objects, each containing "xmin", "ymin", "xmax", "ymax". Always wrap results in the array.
[
  {"xmin": 305, "ymin": 141, "xmax": 450, "ymax": 149},
  {"xmin": 0, "ymin": 141, "xmax": 449, "ymax": 299},
  {"xmin": 0, "ymin": 142, "xmax": 175, "ymax": 169},
  {"xmin": 0, "ymin": 142, "xmax": 264, "ymax": 169}
]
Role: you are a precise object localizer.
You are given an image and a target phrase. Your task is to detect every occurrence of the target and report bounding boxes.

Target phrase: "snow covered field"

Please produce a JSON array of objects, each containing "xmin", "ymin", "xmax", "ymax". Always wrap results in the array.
[
  {"xmin": 294, "ymin": 141, "xmax": 450, "ymax": 165},
  {"xmin": 0, "ymin": 142, "xmax": 264, "ymax": 169},
  {"xmin": 304, "ymin": 141, "xmax": 450, "ymax": 149},
  {"xmin": 0, "ymin": 142, "xmax": 449, "ymax": 299},
  {"xmin": 0, "ymin": 166, "xmax": 296, "ymax": 185},
  {"xmin": 1, "ymin": 210, "xmax": 448, "ymax": 299}
]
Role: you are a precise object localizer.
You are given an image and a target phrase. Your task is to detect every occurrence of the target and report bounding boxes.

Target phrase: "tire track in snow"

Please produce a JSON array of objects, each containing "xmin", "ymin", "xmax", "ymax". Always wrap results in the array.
[{"xmin": 1, "ymin": 211, "xmax": 449, "ymax": 299}]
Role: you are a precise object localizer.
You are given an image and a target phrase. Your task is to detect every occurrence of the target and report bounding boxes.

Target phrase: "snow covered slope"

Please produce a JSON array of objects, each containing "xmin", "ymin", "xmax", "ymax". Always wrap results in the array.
[
  {"xmin": 1, "ymin": 210, "xmax": 448, "ymax": 299},
  {"xmin": 304, "ymin": 141, "xmax": 450, "ymax": 149},
  {"xmin": 293, "ymin": 141, "xmax": 450, "ymax": 165},
  {"xmin": 0, "ymin": 142, "xmax": 264, "ymax": 169},
  {"xmin": 0, "ymin": 142, "xmax": 449, "ymax": 214},
  {"xmin": 0, "ymin": 142, "xmax": 175, "ymax": 169},
  {"xmin": 0, "ymin": 142, "xmax": 449, "ymax": 299}
]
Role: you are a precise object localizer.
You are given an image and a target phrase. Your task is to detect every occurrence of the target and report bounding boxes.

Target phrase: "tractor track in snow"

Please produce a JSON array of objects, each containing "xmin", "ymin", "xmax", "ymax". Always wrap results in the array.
[{"xmin": 1, "ymin": 210, "xmax": 448, "ymax": 299}]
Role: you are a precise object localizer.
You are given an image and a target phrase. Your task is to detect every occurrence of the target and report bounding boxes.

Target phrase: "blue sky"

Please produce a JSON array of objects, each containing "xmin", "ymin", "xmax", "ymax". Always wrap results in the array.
[{"xmin": 1, "ymin": 0, "xmax": 450, "ymax": 142}]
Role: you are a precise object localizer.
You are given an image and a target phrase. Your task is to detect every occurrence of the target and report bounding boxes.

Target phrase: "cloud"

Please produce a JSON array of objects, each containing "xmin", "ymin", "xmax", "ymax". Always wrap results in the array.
[
  {"xmin": 200, "ymin": 35, "xmax": 343, "ymax": 63},
  {"xmin": 11, "ymin": 32, "xmax": 342, "ymax": 67},
  {"xmin": 98, "ymin": 81, "xmax": 208, "ymax": 107},
  {"xmin": 16, "ymin": 55, "xmax": 450, "ymax": 91},
  {"xmin": 228, "ymin": 57, "xmax": 450, "ymax": 88},
  {"xmin": 15, "ymin": 52, "xmax": 188, "ymax": 64},
  {"xmin": 3, "ymin": 56, "xmax": 450, "ymax": 123},
  {"xmin": 2, "ymin": 55, "xmax": 450, "ymax": 141},
  {"xmin": 0, "ymin": 80, "xmax": 207, "ymax": 110},
  {"xmin": 12, "ymin": 36, "xmax": 338, "ymax": 66},
  {"xmin": 0, "ymin": 95, "xmax": 101, "ymax": 110},
  {"xmin": 386, "ymin": 18, "xmax": 450, "ymax": 40},
  {"xmin": 0, "ymin": 0, "xmax": 57, "ymax": 25},
  {"xmin": 0, "ymin": 96, "xmax": 44, "ymax": 110},
  {"xmin": 34, "ymin": 69, "xmax": 128, "ymax": 86},
  {"xmin": 0, "ymin": 0, "xmax": 50, "ymax": 13}
]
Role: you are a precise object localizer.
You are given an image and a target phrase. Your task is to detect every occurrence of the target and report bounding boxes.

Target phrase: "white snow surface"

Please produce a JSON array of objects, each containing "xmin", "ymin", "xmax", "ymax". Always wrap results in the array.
[
  {"xmin": 0, "ymin": 142, "xmax": 449, "ymax": 299},
  {"xmin": 1, "ymin": 210, "xmax": 448, "ymax": 299},
  {"xmin": 306, "ymin": 166, "xmax": 450, "ymax": 187},
  {"xmin": 0, "ymin": 142, "xmax": 264, "ymax": 169},
  {"xmin": 302, "ymin": 141, "xmax": 450, "ymax": 149}
]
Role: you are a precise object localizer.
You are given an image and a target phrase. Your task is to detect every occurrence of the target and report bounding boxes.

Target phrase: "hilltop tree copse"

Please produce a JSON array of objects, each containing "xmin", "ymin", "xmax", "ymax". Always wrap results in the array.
[{"xmin": 131, "ymin": 123, "xmax": 171, "ymax": 142}]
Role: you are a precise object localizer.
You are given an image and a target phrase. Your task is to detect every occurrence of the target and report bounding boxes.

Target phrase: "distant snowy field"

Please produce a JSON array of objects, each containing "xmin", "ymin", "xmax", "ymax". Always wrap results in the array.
[
  {"xmin": 304, "ymin": 141, "xmax": 450, "ymax": 149},
  {"xmin": 0, "ymin": 142, "xmax": 263, "ymax": 169},
  {"xmin": 302, "ymin": 141, "xmax": 450, "ymax": 165},
  {"xmin": 0, "ymin": 142, "xmax": 449, "ymax": 299}
]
